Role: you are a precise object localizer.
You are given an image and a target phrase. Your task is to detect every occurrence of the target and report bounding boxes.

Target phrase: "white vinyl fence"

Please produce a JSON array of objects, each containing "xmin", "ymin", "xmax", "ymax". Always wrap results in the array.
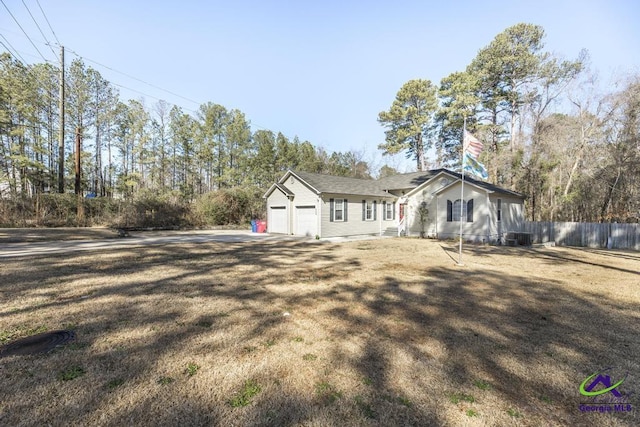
[{"xmin": 523, "ymin": 221, "xmax": 640, "ymax": 250}]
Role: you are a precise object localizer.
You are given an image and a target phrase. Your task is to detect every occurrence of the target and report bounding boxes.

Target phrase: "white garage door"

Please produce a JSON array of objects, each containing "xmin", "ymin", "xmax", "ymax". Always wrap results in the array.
[
  {"xmin": 295, "ymin": 206, "xmax": 317, "ymax": 237},
  {"xmin": 269, "ymin": 206, "xmax": 287, "ymax": 234}
]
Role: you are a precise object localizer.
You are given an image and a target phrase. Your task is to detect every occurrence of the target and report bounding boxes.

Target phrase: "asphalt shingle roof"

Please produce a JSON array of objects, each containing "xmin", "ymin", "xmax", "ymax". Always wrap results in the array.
[
  {"xmin": 288, "ymin": 171, "xmax": 392, "ymax": 198},
  {"xmin": 376, "ymin": 169, "xmax": 445, "ymax": 190},
  {"xmin": 283, "ymin": 169, "xmax": 525, "ymax": 199}
]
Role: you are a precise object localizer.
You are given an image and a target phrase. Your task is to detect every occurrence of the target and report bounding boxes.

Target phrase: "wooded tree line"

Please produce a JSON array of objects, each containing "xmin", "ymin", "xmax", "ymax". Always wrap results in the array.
[
  {"xmin": 0, "ymin": 52, "xmax": 373, "ymax": 205},
  {"xmin": 379, "ymin": 23, "xmax": 640, "ymax": 223},
  {"xmin": 2, "ymin": 23, "xmax": 639, "ymax": 226}
]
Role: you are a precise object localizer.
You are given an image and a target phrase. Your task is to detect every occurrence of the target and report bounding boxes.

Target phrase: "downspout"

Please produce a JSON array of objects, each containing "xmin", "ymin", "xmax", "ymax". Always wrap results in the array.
[
  {"xmin": 317, "ymin": 196, "xmax": 321, "ymax": 238},
  {"xmin": 486, "ymin": 191, "xmax": 491, "ymax": 243},
  {"xmin": 435, "ymin": 194, "xmax": 438, "ymax": 239},
  {"xmin": 289, "ymin": 195, "xmax": 294, "ymax": 235},
  {"xmin": 379, "ymin": 198, "xmax": 383, "ymax": 236}
]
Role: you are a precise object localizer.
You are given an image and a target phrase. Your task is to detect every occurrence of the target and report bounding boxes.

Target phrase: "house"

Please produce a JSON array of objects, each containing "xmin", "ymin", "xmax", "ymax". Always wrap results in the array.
[{"xmin": 263, "ymin": 169, "xmax": 525, "ymax": 243}]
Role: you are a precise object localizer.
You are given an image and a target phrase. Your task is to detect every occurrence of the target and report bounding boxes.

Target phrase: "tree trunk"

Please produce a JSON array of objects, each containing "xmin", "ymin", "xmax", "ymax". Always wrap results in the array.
[
  {"xmin": 600, "ymin": 168, "xmax": 621, "ymax": 221},
  {"xmin": 415, "ymin": 132, "xmax": 424, "ymax": 171}
]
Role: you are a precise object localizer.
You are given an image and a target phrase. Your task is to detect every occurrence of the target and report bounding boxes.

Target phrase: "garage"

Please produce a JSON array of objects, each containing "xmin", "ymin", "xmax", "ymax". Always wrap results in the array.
[
  {"xmin": 268, "ymin": 206, "xmax": 288, "ymax": 234},
  {"xmin": 295, "ymin": 206, "xmax": 318, "ymax": 237}
]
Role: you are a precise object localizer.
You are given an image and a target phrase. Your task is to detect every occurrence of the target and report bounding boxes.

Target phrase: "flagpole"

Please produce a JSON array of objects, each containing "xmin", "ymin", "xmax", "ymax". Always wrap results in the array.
[{"xmin": 458, "ymin": 116, "xmax": 466, "ymax": 266}]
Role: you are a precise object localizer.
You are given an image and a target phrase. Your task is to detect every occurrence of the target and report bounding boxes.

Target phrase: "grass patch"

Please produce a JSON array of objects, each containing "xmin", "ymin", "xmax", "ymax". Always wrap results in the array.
[
  {"xmin": 66, "ymin": 342, "xmax": 89, "ymax": 351},
  {"xmin": 466, "ymin": 409, "xmax": 479, "ymax": 417},
  {"xmin": 58, "ymin": 366, "xmax": 85, "ymax": 381},
  {"xmin": 539, "ymin": 395, "xmax": 552, "ymax": 404},
  {"xmin": 354, "ymin": 395, "xmax": 376, "ymax": 419},
  {"xmin": 1, "ymin": 237, "xmax": 638, "ymax": 426},
  {"xmin": 0, "ymin": 325, "xmax": 48, "ymax": 343},
  {"xmin": 157, "ymin": 376, "xmax": 174, "ymax": 385},
  {"xmin": 383, "ymin": 394, "xmax": 412, "ymax": 407},
  {"xmin": 302, "ymin": 353, "xmax": 317, "ymax": 361},
  {"xmin": 507, "ymin": 408, "xmax": 522, "ymax": 418},
  {"xmin": 107, "ymin": 378, "xmax": 125, "ymax": 390},
  {"xmin": 243, "ymin": 345, "xmax": 258, "ymax": 353},
  {"xmin": 315, "ymin": 381, "xmax": 342, "ymax": 404},
  {"xmin": 229, "ymin": 379, "xmax": 261, "ymax": 408},
  {"xmin": 473, "ymin": 379, "xmax": 492, "ymax": 390},
  {"xmin": 185, "ymin": 363, "xmax": 200, "ymax": 377},
  {"xmin": 397, "ymin": 395, "xmax": 412, "ymax": 407},
  {"xmin": 447, "ymin": 392, "xmax": 475, "ymax": 404}
]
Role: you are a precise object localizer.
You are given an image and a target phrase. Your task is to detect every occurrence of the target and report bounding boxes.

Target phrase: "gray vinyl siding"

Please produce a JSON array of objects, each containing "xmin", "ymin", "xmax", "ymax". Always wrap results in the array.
[
  {"xmin": 437, "ymin": 183, "xmax": 488, "ymax": 242},
  {"xmin": 285, "ymin": 175, "xmax": 321, "ymax": 236},
  {"xmin": 320, "ymin": 194, "xmax": 395, "ymax": 238},
  {"xmin": 266, "ymin": 188, "xmax": 290, "ymax": 234},
  {"xmin": 489, "ymin": 195, "xmax": 524, "ymax": 239},
  {"xmin": 267, "ymin": 187, "xmax": 289, "ymax": 208},
  {"xmin": 405, "ymin": 189, "xmax": 439, "ymax": 237}
]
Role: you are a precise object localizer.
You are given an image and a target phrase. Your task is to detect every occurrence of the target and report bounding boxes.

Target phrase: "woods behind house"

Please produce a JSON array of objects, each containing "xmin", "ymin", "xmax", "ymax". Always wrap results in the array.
[{"xmin": 1, "ymin": 23, "xmax": 639, "ymax": 227}]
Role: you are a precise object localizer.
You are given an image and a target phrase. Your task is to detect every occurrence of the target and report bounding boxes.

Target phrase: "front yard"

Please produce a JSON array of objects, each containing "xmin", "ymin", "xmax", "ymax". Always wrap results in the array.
[{"xmin": 0, "ymin": 237, "xmax": 638, "ymax": 426}]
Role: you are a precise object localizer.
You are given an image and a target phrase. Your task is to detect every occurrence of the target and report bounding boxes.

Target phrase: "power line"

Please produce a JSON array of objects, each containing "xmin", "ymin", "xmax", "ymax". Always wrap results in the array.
[
  {"xmin": 21, "ymin": 0, "xmax": 56, "ymax": 57},
  {"xmin": 35, "ymin": 0, "xmax": 60, "ymax": 46},
  {"xmin": 0, "ymin": 0, "xmax": 49, "ymax": 63},
  {"xmin": 0, "ymin": 37, "xmax": 59, "ymax": 105},
  {"xmin": 0, "ymin": 34, "xmax": 55, "ymax": 66},
  {"xmin": 2, "ymin": 28, "xmax": 298, "ymax": 141},
  {"xmin": 68, "ymin": 48, "xmax": 202, "ymax": 107},
  {"xmin": 0, "ymin": 35, "xmax": 29, "ymax": 64},
  {"xmin": 108, "ymin": 80, "xmax": 199, "ymax": 115}
]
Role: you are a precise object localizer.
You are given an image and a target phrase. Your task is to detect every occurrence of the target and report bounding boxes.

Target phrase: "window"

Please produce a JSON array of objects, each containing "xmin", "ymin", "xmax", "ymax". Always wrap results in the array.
[
  {"xmin": 330, "ymin": 198, "xmax": 348, "ymax": 222},
  {"xmin": 497, "ymin": 199, "xmax": 502, "ymax": 221},
  {"xmin": 452, "ymin": 199, "xmax": 466, "ymax": 222},
  {"xmin": 335, "ymin": 199, "xmax": 344, "ymax": 221},
  {"xmin": 383, "ymin": 201, "xmax": 395, "ymax": 220},
  {"xmin": 362, "ymin": 200, "xmax": 374, "ymax": 221},
  {"xmin": 447, "ymin": 199, "xmax": 474, "ymax": 222}
]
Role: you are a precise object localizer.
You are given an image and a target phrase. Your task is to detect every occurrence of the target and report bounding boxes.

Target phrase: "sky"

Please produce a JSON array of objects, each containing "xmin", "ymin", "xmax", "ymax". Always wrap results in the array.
[{"xmin": 1, "ymin": 0, "xmax": 639, "ymax": 173}]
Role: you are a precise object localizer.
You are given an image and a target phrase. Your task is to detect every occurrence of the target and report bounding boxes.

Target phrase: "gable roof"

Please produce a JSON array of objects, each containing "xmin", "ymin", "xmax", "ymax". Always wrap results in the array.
[
  {"xmin": 263, "ymin": 182, "xmax": 294, "ymax": 199},
  {"xmin": 376, "ymin": 169, "xmax": 449, "ymax": 190},
  {"xmin": 382, "ymin": 169, "xmax": 525, "ymax": 199},
  {"xmin": 283, "ymin": 170, "xmax": 393, "ymax": 198},
  {"xmin": 440, "ymin": 171, "xmax": 525, "ymax": 198},
  {"xmin": 268, "ymin": 168, "xmax": 524, "ymax": 200}
]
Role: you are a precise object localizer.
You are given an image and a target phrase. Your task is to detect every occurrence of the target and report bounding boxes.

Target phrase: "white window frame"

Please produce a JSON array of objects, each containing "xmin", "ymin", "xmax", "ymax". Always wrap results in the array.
[
  {"xmin": 334, "ymin": 199, "xmax": 345, "ymax": 222},
  {"xmin": 452, "ymin": 199, "xmax": 467, "ymax": 222},
  {"xmin": 385, "ymin": 202, "xmax": 393, "ymax": 220},
  {"xmin": 365, "ymin": 201, "xmax": 373, "ymax": 221}
]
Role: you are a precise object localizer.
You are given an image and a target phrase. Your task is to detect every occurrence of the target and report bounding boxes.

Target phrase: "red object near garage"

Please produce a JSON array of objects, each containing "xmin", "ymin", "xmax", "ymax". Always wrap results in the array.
[{"xmin": 257, "ymin": 220, "xmax": 267, "ymax": 233}]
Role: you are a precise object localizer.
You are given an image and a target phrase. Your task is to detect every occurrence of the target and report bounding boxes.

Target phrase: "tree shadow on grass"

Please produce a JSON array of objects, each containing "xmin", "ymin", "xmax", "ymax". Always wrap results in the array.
[{"xmin": 0, "ymin": 240, "xmax": 638, "ymax": 426}]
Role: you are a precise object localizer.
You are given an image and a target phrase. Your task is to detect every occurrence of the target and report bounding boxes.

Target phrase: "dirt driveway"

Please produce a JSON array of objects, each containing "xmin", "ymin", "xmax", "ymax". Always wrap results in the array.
[{"xmin": 0, "ymin": 228, "xmax": 301, "ymax": 258}]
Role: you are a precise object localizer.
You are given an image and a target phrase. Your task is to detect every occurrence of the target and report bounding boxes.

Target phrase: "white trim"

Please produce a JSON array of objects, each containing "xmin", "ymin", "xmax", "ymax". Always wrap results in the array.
[
  {"xmin": 364, "ymin": 201, "xmax": 374, "ymax": 221},
  {"xmin": 334, "ymin": 199, "xmax": 345, "ymax": 222},
  {"xmin": 278, "ymin": 170, "xmax": 321, "ymax": 195},
  {"xmin": 403, "ymin": 170, "xmax": 459, "ymax": 198}
]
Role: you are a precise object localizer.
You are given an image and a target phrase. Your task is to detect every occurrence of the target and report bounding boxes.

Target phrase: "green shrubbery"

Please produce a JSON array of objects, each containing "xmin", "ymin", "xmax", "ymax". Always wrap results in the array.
[
  {"xmin": 193, "ymin": 187, "xmax": 263, "ymax": 225},
  {"xmin": 0, "ymin": 187, "xmax": 266, "ymax": 228}
]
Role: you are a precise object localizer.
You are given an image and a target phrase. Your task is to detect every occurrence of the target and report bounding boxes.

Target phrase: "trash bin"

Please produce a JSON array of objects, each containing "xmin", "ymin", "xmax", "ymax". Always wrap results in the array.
[
  {"xmin": 257, "ymin": 220, "xmax": 267, "ymax": 233},
  {"xmin": 251, "ymin": 220, "xmax": 257, "ymax": 233}
]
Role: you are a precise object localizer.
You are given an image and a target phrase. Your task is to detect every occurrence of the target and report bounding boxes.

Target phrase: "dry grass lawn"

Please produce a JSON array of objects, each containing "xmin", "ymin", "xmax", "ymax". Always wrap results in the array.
[{"xmin": 0, "ymin": 237, "xmax": 639, "ymax": 426}]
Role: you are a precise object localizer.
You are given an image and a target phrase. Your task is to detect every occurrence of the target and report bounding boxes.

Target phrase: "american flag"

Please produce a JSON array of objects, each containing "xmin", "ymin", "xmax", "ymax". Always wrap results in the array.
[{"xmin": 463, "ymin": 130, "xmax": 483, "ymax": 159}]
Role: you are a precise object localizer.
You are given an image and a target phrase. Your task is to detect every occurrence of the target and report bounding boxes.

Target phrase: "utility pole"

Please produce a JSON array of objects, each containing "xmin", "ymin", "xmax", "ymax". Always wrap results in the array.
[
  {"xmin": 75, "ymin": 127, "xmax": 84, "ymax": 222},
  {"xmin": 57, "ymin": 45, "xmax": 65, "ymax": 193}
]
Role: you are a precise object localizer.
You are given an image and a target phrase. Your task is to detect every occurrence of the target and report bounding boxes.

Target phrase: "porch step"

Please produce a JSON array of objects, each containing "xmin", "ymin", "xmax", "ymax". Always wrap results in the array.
[{"xmin": 382, "ymin": 227, "xmax": 398, "ymax": 237}]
